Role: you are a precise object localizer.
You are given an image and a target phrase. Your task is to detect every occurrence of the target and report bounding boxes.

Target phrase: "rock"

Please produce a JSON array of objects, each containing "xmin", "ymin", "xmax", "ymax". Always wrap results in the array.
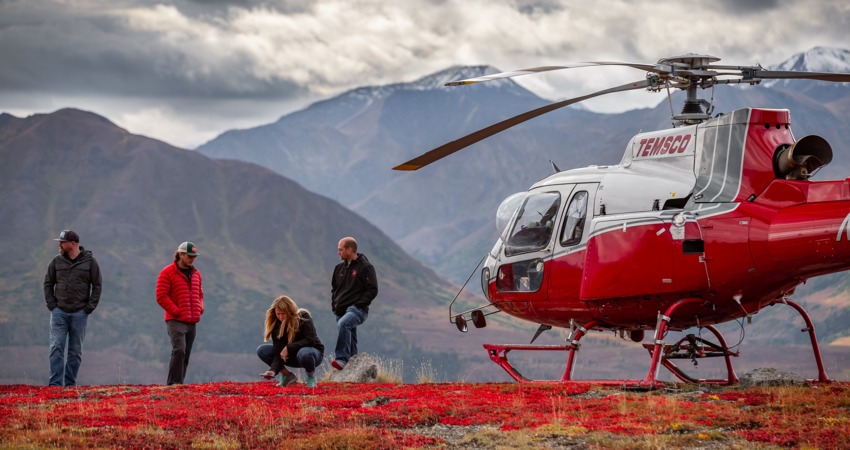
[
  {"xmin": 739, "ymin": 367, "xmax": 807, "ymax": 388},
  {"xmin": 328, "ymin": 353, "xmax": 378, "ymax": 383},
  {"xmin": 362, "ymin": 396, "xmax": 390, "ymax": 407}
]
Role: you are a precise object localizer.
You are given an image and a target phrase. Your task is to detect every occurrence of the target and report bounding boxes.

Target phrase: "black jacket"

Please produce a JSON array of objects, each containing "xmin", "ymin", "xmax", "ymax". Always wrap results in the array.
[
  {"xmin": 43, "ymin": 247, "xmax": 102, "ymax": 314},
  {"xmin": 269, "ymin": 311, "xmax": 324, "ymax": 374},
  {"xmin": 331, "ymin": 254, "xmax": 378, "ymax": 316}
]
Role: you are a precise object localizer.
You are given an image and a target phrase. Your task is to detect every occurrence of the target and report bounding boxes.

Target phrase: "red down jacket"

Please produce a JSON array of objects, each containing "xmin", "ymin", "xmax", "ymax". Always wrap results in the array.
[{"xmin": 156, "ymin": 262, "xmax": 204, "ymax": 323}]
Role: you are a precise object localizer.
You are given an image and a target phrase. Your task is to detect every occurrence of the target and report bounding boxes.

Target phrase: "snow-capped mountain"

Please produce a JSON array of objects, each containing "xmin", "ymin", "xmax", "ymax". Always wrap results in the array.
[
  {"xmin": 773, "ymin": 46, "xmax": 850, "ymax": 74},
  {"xmin": 323, "ymin": 65, "xmax": 504, "ymax": 104},
  {"xmin": 405, "ymin": 65, "xmax": 515, "ymax": 90},
  {"xmin": 199, "ymin": 48, "xmax": 850, "ymax": 286},
  {"xmin": 763, "ymin": 47, "xmax": 850, "ymax": 98}
]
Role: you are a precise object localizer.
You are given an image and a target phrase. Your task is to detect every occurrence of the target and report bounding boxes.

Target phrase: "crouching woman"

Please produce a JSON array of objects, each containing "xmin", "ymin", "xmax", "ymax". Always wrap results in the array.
[{"xmin": 258, "ymin": 296, "xmax": 324, "ymax": 388}]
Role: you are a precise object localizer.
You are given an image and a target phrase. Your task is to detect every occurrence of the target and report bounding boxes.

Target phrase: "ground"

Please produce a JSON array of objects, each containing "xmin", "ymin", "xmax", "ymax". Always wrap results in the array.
[{"xmin": 1, "ymin": 381, "xmax": 848, "ymax": 448}]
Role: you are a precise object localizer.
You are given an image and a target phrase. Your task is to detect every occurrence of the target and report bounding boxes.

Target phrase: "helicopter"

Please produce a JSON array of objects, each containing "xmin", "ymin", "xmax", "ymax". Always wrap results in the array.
[{"xmin": 393, "ymin": 54, "xmax": 850, "ymax": 387}]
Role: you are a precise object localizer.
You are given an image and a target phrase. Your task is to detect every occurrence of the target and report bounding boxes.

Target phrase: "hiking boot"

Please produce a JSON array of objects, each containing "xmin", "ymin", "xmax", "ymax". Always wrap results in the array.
[
  {"xmin": 278, "ymin": 372, "xmax": 298, "ymax": 387},
  {"xmin": 332, "ymin": 360, "xmax": 346, "ymax": 370},
  {"xmin": 306, "ymin": 376, "xmax": 318, "ymax": 388}
]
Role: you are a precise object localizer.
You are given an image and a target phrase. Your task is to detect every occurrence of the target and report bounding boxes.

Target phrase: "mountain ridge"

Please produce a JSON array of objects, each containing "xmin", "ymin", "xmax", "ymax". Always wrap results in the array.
[
  {"xmin": 199, "ymin": 47, "xmax": 850, "ymax": 284},
  {"xmin": 4, "ymin": 46, "xmax": 850, "ymax": 384},
  {"xmin": 0, "ymin": 107, "xmax": 523, "ymax": 384},
  {"xmin": 196, "ymin": 47, "xmax": 850, "ymax": 349}
]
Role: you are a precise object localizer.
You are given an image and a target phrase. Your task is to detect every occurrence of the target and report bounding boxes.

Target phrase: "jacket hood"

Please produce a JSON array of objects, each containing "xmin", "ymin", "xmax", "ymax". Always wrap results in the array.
[{"xmin": 61, "ymin": 247, "xmax": 93, "ymax": 264}]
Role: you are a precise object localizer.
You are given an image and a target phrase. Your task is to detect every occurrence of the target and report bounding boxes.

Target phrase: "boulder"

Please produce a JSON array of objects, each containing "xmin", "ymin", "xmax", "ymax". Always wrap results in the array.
[
  {"xmin": 362, "ymin": 396, "xmax": 390, "ymax": 407},
  {"xmin": 739, "ymin": 367, "xmax": 807, "ymax": 388},
  {"xmin": 328, "ymin": 353, "xmax": 378, "ymax": 383}
]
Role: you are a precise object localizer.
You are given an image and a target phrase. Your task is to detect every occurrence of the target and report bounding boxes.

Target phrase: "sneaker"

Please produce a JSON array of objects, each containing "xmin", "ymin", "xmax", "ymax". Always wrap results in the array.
[
  {"xmin": 332, "ymin": 360, "xmax": 346, "ymax": 370},
  {"xmin": 306, "ymin": 376, "xmax": 317, "ymax": 388},
  {"xmin": 278, "ymin": 372, "xmax": 298, "ymax": 387}
]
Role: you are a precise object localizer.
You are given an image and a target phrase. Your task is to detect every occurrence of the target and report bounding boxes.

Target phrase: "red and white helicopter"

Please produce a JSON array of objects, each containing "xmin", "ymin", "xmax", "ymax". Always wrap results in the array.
[{"xmin": 394, "ymin": 54, "xmax": 850, "ymax": 387}]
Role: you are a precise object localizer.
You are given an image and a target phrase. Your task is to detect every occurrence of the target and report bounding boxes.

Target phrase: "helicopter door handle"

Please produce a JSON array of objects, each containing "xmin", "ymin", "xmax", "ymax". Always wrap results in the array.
[{"xmin": 700, "ymin": 256, "xmax": 713, "ymax": 262}]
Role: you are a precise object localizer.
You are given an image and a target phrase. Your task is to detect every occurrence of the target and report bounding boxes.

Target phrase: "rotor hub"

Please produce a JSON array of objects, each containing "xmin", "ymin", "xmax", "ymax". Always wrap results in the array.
[{"xmin": 658, "ymin": 54, "xmax": 721, "ymax": 71}]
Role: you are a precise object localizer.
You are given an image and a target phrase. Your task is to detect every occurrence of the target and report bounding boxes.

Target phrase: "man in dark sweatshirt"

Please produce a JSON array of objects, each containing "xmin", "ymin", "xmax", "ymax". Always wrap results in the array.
[
  {"xmin": 43, "ymin": 230, "xmax": 102, "ymax": 386},
  {"xmin": 330, "ymin": 237, "xmax": 378, "ymax": 370}
]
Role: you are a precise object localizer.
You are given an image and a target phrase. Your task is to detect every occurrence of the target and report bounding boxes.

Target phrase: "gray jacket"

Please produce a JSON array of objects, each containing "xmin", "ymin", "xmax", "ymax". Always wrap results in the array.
[{"xmin": 43, "ymin": 247, "xmax": 102, "ymax": 314}]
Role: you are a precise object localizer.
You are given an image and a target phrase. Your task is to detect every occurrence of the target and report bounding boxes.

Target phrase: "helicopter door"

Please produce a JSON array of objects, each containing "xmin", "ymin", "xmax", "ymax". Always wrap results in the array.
[
  {"xmin": 701, "ymin": 217, "xmax": 757, "ymax": 292},
  {"xmin": 494, "ymin": 191, "xmax": 561, "ymax": 308},
  {"xmin": 581, "ymin": 215, "xmax": 677, "ymax": 300},
  {"xmin": 548, "ymin": 184, "xmax": 596, "ymax": 302}
]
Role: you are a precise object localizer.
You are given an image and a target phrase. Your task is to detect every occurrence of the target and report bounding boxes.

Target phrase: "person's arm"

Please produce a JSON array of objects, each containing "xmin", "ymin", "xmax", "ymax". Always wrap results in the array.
[
  {"xmin": 354, "ymin": 264, "xmax": 378, "ymax": 310},
  {"xmin": 269, "ymin": 330, "xmax": 287, "ymax": 374},
  {"xmin": 85, "ymin": 258, "xmax": 102, "ymax": 314},
  {"xmin": 197, "ymin": 271, "xmax": 204, "ymax": 315},
  {"xmin": 43, "ymin": 260, "xmax": 57, "ymax": 310},
  {"xmin": 155, "ymin": 271, "xmax": 182, "ymax": 317},
  {"xmin": 285, "ymin": 314, "xmax": 320, "ymax": 357},
  {"xmin": 330, "ymin": 265, "xmax": 339, "ymax": 312}
]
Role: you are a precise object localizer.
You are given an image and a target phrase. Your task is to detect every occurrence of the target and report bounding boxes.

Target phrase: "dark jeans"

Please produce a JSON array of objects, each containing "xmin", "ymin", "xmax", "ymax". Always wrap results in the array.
[
  {"xmin": 166, "ymin": 320, "xmax": 196, "ymax": 385},
  {"xmin": 334, "ymin": 305, "xmax": 368, "ymax": 364},
  {"xmin": 256, "ymin": 344, "xmax": 323, "ymax": 375},
  {"xmin": 49, "ymin": 308, "xmax": 88, "ymax": 386}
]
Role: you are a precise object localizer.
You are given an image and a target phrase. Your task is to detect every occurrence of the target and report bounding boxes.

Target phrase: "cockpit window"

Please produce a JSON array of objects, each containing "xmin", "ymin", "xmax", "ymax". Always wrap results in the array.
[
  {"xmin": 505, "ymin": 192, "xmax": 560, "ymax": 256},
  {"xmin": 496, "ymin": 192, "xmax": 527, "ymax": 242},
  {"xmin": 560, "ymin": 191, "xmax": 588, "ymax": 246}
]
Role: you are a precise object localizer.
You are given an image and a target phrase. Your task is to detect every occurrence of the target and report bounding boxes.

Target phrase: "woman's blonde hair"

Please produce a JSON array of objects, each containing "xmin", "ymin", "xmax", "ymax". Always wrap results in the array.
[{"xmin": 264, "ymin": 295, "xmax": 310, "ymax": 342}]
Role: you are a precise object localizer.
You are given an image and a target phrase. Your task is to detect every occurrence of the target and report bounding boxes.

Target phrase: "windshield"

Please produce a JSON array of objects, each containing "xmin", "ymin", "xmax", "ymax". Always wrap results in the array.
[
  {"xmin": 505, "ymin": 192, "xmax": 560, "ymax": 256},
  {"xmin": 496, "ymin": 192, "xmax": 526, "ymax": 242}
]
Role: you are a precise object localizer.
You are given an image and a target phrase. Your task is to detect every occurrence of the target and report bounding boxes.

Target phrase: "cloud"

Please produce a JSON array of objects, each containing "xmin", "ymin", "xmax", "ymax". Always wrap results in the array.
[
  {"xmin": 1, "ymin": 0, "xmax": 848, "ymax": 147},
  {"xmin": 716, "ymin": 0, "xmax": 781, "ymax": 14}
]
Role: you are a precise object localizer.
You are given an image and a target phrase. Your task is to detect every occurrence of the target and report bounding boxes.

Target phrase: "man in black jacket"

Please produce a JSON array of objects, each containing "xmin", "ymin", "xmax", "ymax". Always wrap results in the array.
[
  {"xmin": 43, "ymin": 230, "xmax": 102, "ymax": 386},
  {"xmin": 330, "ymin": 237, "xmax": 378, "ymax": 370}
]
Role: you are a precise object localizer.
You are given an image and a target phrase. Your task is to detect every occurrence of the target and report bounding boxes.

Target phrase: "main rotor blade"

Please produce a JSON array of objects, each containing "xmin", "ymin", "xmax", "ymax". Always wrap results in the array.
[
  {"xmin": 754, "ymin": 70, "xmax": 850, "ymax": 82},
  {"xmin": 393, "ymin": 79, "xmax": 650, "ymax": 171},
  {"xmin": 446, "ymin": 61, "xmax": 658, "ymax": 86}
]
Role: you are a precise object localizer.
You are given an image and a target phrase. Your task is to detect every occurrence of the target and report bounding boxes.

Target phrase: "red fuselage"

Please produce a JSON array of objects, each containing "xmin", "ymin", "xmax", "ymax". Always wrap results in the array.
[{"xmin": 485, "ymin": 108, "xmax": 850, "ymax": 331}]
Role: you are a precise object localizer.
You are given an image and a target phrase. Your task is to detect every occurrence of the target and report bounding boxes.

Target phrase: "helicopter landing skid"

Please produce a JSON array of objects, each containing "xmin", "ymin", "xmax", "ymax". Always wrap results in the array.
[
  {"xmin": 769, "ymin": 298, "xmax": 830, "ymax": 383},
  {"xmin": 642, "ymin": 324, "xmax": 739, "ymax": 385},
  {"xmin": 483, "ymin": 343, "xmax": 665, "ymax": 388},
  {"xmin": 485, "ymin": 297, "xmax": 831, "ymax": 386},
  {"xmin": 483, "ymin": 343, "xmax": 633, "ymax": 387},
  {"xmin": 484, "ymin": 300, "xmax": 740, "ymax": 388}
]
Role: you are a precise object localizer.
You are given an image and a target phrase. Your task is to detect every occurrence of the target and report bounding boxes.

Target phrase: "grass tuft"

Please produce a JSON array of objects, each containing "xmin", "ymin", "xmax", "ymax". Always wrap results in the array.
[
  {"xmin": 415, "ymin": 359, "xmax": 437, "ymax": 384},
  {"xmin": 374, "ymin": 355, "xmax": 403, "ymax": 384}
]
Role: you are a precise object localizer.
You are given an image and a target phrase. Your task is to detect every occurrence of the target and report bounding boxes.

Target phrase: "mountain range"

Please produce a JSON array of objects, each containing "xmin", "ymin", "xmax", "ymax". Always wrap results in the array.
[
  {"xmin": 196, "ymin": 46, "xmax": 850, "ymax": 363},
  {"xmin": 197, "ymin": 47, "xmax": 850, "ymax": 286},
  {"xmin": 2, "ymin": 47, "xmax": 849, "ymax": 385},
  {"xmin": 0, "ymin": 108, "xmax": 527, "ymax": 384}
]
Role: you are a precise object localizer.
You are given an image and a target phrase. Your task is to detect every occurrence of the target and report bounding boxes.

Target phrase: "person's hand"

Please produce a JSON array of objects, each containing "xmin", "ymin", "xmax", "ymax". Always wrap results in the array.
[
  {"xmin": 280, "ymin": 346, "xmax": 289, "ymax": 361},
  {"xmin": 260, "ymin": 370, "xmax": 275, "ymax": 379}
]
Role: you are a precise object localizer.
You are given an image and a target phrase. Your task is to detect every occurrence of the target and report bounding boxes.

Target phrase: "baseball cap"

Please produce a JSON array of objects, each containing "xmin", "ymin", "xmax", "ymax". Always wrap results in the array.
[
  {"xmin": 54, "ymin": 230, "xmax": 80, "ymax": 243},
  {"xmin": 177, "ymin": 242, "xmax": 199, "ymax": 256}
]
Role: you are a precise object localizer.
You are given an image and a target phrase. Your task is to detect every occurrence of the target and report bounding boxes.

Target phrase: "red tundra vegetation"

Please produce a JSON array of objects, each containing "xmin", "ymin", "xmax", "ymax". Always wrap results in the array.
[{"xmin": 1, "ymin": 381, "xmax": 847, "ymax": 448}]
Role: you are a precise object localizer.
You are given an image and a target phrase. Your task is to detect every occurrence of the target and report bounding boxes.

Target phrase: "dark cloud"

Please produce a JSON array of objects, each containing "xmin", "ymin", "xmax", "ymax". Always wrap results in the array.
[
  {"xmin": 0, "ymin": 1, "xmax": 304, "ymax": 100},
  {"xmin": 0, "ymin": 0, "xmax": 846, "ymax": 147},
  {"xmin": 716, "ymin": 0, "xmax": 782, "ymax": 14},
  {"xmin": 175, "ymin": 0, "xmax": 315, "ymax": 16},
  {"xmin": 513, "ymin": 0, "xmax": 564, "ymax": 16}
]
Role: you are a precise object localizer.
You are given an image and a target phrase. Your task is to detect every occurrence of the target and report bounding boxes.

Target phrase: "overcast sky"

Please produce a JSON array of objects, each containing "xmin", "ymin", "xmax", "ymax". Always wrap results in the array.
[{"xmin": 1, "ymin": 0, "xmax": 848, "ymax": 148}]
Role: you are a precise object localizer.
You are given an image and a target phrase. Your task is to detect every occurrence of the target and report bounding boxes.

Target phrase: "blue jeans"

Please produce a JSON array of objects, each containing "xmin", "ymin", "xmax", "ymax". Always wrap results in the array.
[
  {"xmin": 256, "ymin": 344, "xmax": 323, "ymax": 375},
  {"xmin": 334, "ymin": 306, "xmax": 368, "ymax": 364},
  {"xmin": 49, "ymin": 308, "xmax": 88, "ymax": 386}
]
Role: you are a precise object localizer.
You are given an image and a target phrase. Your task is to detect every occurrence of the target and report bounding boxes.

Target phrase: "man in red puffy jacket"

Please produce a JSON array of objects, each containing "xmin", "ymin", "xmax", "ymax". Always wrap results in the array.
[{"xmin": 156, "ymin": 242, "xmax": 204, "ymax": 385}]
